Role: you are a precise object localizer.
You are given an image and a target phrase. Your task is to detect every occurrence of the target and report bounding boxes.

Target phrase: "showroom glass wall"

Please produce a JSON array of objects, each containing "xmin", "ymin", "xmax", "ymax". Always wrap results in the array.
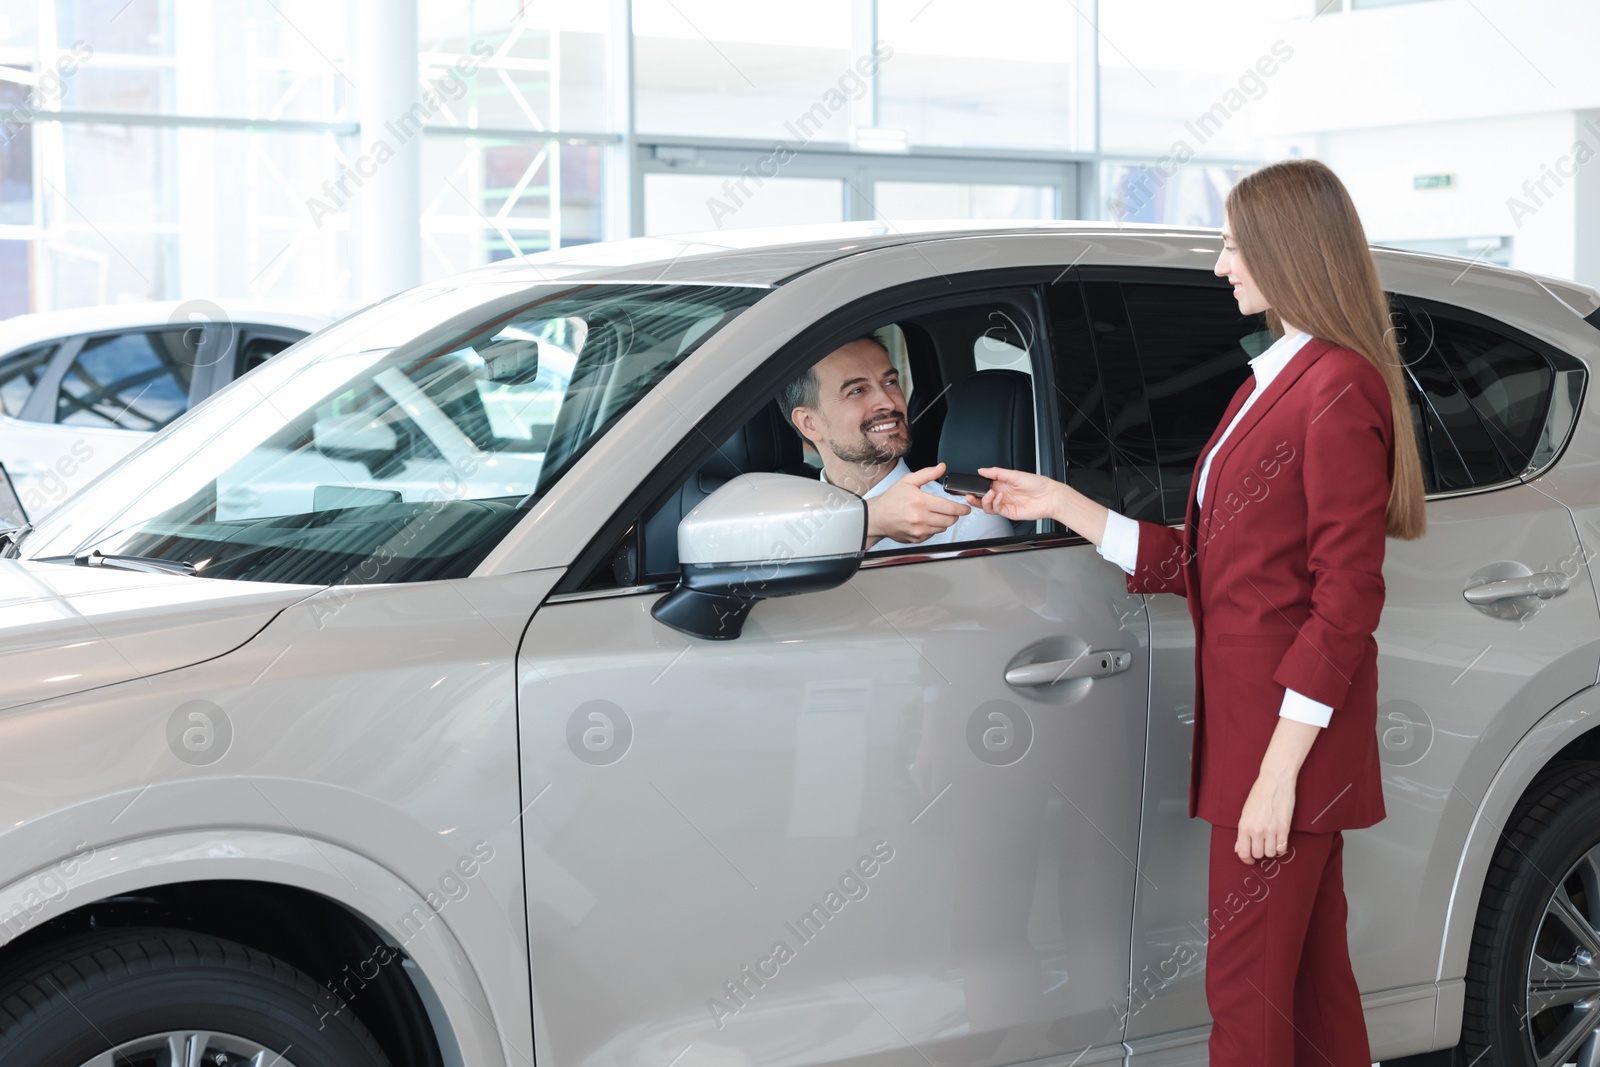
[{"xmin": 0, "ymin": 0, "xmax": 1304, "ymax": 319}]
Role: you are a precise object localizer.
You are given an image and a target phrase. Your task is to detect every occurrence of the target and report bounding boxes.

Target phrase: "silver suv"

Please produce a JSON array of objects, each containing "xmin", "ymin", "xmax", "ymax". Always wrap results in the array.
[{"xmin": 0, "ymin": 223, "xmax": 1598, "ymax": 1067}]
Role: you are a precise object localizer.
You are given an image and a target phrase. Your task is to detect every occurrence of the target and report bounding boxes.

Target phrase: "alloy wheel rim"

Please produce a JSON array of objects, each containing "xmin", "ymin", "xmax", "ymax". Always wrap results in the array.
[
  {"xmin": 1525, "ymin": 841, "xmax": 1600, "ymax": 1067},
  {"xmin": 75, "ymin": 1030, "xmax": 301, "ymax": 1067}
]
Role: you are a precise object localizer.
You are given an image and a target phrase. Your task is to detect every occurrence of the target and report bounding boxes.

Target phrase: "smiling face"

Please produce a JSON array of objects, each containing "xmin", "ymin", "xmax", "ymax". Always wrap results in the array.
[
  {"xmin": 1215, "ymin": 214, "xmax": 1270, "ymax": 316},
  {"xmin": 792, "ymin": 338, "xmax": 910, "ymax": 478}
]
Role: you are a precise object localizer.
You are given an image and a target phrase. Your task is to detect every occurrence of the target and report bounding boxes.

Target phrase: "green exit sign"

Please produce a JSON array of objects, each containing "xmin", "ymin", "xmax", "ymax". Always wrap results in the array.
[{"xmin": 1414, "ymin": 174, "xmax": 1454, "ymax": 190}]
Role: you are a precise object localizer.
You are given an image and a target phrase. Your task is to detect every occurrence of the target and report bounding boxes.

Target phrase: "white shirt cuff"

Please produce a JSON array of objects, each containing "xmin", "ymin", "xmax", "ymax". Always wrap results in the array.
[
  {"xmin": 1096, "ymin": 510, "xmax": 1139, "ymax": 575},
  {"xmin": 1278, "ymin": 687, "xmax": 1332, "ymax": 728}
]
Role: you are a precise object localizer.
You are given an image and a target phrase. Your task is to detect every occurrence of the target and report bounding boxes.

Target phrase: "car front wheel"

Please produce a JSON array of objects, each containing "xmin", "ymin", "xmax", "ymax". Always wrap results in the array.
[
  {"xmin": 1462, "ymin": 762, "xmax": 1600, "ymax": 1067},
  {"xmin": 0, "ymin": 927, "xmax": 391, "ymax": 1067}
]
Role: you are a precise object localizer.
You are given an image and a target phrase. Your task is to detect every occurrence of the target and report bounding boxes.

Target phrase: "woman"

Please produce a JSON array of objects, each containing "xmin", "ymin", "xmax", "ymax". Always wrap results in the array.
[{"xmin": 968, "ymin": 158, "xmax": 1426, "ymax": 1067}]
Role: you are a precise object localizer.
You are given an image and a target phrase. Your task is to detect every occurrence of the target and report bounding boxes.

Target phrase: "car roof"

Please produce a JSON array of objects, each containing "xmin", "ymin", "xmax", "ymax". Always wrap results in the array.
[
  {"xmin": 1366, "ymin": 243, "xmax": 1600, "ymax": 319},
  {"xmin": 449, "ymin": 220, "xmax": 1225, "ymax": 287},
  {"xmin": 0, "ymin": 301, "xmax": 331, "ymax": 355},
  {"xmin": 447, "ymin": 220, "xmax": 1600, "ymax": 319}
]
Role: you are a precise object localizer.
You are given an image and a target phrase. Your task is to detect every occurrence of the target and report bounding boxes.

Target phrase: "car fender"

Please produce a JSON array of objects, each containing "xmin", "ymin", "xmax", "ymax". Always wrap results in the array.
[
  {"xmin": 0, "ymin": 825, "xmax": 506, "ymax": 1067},
  {"xmin": 1436, "ymin": 680, "xmax": 1600, "ymax": 1038}
]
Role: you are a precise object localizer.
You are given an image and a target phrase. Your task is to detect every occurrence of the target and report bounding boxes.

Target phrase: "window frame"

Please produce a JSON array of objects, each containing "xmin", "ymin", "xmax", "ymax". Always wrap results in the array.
[{"xmin": 554, "ymin": 266, "xmax": 1091, "ymax": 599}]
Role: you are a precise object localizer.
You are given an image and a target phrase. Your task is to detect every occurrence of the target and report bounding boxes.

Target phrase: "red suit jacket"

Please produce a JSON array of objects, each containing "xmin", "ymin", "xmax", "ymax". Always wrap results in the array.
[{"xmin": 1128, "ymin": 337, "xmax": 1392, "ymax": 832}]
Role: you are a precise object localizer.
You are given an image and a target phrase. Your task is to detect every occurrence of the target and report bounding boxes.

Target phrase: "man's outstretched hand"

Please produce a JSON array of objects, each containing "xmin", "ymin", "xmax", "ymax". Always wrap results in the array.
[{"xmin": 864, "ymin": 462, "xmax": 969, "ymax": 547}]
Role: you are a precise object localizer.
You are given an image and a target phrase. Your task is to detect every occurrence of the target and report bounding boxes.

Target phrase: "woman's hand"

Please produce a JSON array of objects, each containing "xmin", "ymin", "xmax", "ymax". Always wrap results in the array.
[
  {"xmin": 1235, "ymin": 771, "xmax": 1296, "ymax": 864},
  {"xmin": 962, "ymin": 467, "xmax": 1064, "ymax": 524},
  {"xmin": 1235, "ymin": 715, "xmax": 1321, "ymax": 863},
  {"xmin": 959, "ymin": 467, "xmax": 1116, "ymax": 546}
]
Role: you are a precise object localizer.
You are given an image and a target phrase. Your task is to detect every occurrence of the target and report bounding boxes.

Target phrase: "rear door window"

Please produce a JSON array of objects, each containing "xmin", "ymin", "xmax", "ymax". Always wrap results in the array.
[
  {"xmin": 1392, "ymin": 306, "xmax": 1513, "ymax": 492},
  {"xmin": 55, "ymin": 328, "xmax": 204, "ymax": 431},
  {"xmin": 1401, "ymin": 296, "xmax": 1559, "ymax": 478}
]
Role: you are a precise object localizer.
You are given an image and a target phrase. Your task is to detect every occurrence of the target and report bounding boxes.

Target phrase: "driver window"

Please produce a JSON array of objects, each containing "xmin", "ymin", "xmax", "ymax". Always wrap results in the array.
[{"xmin": 629, "ymin": 291, "xmax": 1045, "ymax": 586}]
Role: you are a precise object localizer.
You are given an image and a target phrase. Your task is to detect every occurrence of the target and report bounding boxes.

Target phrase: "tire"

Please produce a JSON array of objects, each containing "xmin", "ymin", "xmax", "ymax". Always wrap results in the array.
[
  {"xmin": 1461, "ymin": 762, "xmax": 1600, "ymax": 1067},
  {"xmin": 0, "ymin": 926, "xmax": 392, "ymax": 1067}
]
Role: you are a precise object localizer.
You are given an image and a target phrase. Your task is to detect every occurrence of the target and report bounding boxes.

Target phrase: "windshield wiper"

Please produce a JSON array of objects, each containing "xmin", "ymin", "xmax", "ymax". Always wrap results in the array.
[{"xmin": 72, "ymin": 550, "xmax": 198, "ymax": 576}]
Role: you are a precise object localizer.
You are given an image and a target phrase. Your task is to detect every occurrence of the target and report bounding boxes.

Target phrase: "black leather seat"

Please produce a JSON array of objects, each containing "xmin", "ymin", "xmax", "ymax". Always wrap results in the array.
[
  {"xmin": 898, "ymin": 322, "xmax": 946, "ymax": 472},
  {"xmin": 938, "ymin": 370, "xmax": 1036, "ymax": 536},
  {"xmin": 642, "ymin": 400, "xmax": 807, "ymax": 577}
]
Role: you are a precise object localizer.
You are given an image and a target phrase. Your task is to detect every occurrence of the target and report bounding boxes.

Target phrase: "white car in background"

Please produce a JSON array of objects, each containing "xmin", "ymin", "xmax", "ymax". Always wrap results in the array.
[{"xmin": 0, "ymin": 301, "xmax": 329, "ymax": 517}]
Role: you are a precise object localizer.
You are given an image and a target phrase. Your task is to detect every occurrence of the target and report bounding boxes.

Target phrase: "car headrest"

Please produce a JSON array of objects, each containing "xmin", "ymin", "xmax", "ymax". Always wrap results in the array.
[
  {"xmin": 701, "ymin": 399, "xmax": 802, "ymax": 480},
  {"xmin": 939, "ymin": 371, "xmax": 1034, "ymax": 475}
]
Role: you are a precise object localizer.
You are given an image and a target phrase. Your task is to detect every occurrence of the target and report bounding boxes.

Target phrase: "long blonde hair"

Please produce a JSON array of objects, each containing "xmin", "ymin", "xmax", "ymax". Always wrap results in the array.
[{"xmin": 1226, "ymin": 158, "xmax": 1426, "ymax": 540}]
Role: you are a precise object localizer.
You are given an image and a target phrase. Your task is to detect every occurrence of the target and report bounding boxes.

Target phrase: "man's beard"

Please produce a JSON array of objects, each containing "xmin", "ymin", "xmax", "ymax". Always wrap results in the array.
[{"xmin": 829, "ymin": 412, "xmax": 911, "ymax": 468}]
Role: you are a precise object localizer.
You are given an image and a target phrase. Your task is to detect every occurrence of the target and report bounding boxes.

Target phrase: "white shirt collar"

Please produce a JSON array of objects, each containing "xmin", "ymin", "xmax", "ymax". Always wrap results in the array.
[
  {"xmin": 1247, "ymin": 329, "xmax": 1314, "ymax": 389},
  {"xmin": 820, "ymin": 457, "xmax": 911, "ymax": 499}
]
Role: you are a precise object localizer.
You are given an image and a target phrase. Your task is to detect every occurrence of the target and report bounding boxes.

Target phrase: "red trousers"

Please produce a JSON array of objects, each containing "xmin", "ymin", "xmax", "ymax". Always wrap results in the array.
[{"xmin": 1205, "ymin": 824, "xmax": 1370, "ymax": 1067}]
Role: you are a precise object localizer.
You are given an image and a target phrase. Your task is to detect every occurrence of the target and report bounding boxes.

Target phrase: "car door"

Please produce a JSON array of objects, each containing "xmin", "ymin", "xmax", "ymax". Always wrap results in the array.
[
  {"xmin": 1092, "ymin": 270, "xmax": 1600, "ymax": 1064},
  {"xmin": 515, "ymin": 277, "xmax": 1150, "ymax": 1067}
]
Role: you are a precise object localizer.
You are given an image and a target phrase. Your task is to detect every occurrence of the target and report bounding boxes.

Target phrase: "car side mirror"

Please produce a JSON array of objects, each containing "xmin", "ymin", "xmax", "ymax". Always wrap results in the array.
[
  {"xmin": 0, "ymin": 463, "xmax": 29, "ymax": 552},
  {"xmin": 651, "ymin": 473, "xmax": 866, "ymax": 640}
]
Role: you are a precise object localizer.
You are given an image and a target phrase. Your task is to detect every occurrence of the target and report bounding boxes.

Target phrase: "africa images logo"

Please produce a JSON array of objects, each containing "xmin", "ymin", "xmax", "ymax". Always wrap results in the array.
[
  {"xmin": 967, "ymin": 700, "xmax": 1034, "ymax": 767},
  {"xmin": 566, "ymin": 700, "xmax": 633, "ymax": 766},
  {"xmin": 166, "ymin": 700, "xmax": 233, "ymax": 767}
]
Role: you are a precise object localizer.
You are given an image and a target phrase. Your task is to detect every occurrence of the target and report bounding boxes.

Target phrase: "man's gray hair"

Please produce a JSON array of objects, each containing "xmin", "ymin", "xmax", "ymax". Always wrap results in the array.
[{"xmin": 779, "ymin": 364, "xmax": 819, "ymax": 421}]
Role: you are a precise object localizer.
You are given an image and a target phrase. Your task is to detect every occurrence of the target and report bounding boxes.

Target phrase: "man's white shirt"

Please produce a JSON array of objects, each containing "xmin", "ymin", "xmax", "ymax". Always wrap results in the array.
[
  {"xmin": 1094, "ymin": 329, "xmax": 1333, "ymax": 728},
  {"xmin": 822, "ymin": 458, "xmax": 1013, "ymax": 552}
]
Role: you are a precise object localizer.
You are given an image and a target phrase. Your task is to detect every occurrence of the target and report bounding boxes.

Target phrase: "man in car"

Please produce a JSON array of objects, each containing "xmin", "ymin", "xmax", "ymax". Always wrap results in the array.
[{"xmin": 782, "ymin": 335, "xmax": 1013, "ymax": 552}]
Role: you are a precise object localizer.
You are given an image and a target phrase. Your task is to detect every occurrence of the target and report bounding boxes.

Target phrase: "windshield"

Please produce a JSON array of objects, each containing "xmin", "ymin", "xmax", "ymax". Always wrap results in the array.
[{"xmin": 21, "ymin": 282, "xmax": 766, "ymax": 583}]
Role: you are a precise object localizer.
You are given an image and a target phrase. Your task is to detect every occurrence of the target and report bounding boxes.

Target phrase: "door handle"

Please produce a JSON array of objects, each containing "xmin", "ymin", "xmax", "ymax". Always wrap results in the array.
[
  {"xmin": 1462, "ymin": 571, "xmax": 1571, "ymax": 605},
  {"xmin": 1006, "ymin": 649, "xmax": 1132, "ymax": 687}
]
